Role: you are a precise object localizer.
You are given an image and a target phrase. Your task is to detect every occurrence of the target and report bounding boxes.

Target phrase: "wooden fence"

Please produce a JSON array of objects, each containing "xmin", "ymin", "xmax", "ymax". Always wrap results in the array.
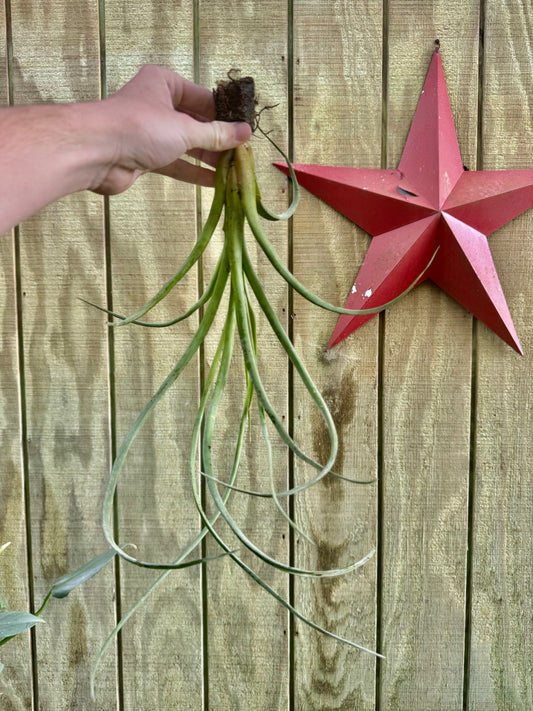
[{"xmin": 1, "ymin": 0, "xmax": 532, "ymax": 709}]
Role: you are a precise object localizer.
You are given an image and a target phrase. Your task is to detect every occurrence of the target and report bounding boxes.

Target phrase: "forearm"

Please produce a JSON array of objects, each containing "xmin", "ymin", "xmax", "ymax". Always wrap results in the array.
[{"xmin": 0, "ymin": 102, "xmax": 116, "ymax": 233}]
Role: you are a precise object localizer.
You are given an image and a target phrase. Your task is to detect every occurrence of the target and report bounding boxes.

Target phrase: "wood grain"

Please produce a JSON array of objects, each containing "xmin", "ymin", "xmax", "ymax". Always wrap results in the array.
[
  {"xmin": 380, "ymin": 3, "xmax": 480, "ymax": 709},
  {"xmin": 7, "ymin": 0, "xmax": 118, "ymax": 708},
  {"xmin": 103, "ymin": 3, "xmax": 203, "ymax": 709},
  {"xmin": 468, "ymin": 2, "xmax": 533, "ymax": 708},
  {"xmin": 197, "ymin": 2, "xmax": 290, "ymax": 708},
  {"xmin": 292, "ymin": 0, "xmax": 383, "ymax": 707}
]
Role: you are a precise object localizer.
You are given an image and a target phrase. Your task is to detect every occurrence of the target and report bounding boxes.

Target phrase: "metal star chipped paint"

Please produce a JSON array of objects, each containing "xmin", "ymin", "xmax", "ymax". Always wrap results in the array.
[{"xmin": 276, "ymin": 48, "xmax": 533, "ymax": 353}]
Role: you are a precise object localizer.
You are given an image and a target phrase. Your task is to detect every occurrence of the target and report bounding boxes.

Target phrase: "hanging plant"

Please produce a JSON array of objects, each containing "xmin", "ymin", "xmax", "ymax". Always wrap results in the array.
[{"xmin": 79, "ymin": 72, "xmax": 436, "ymax": 694}]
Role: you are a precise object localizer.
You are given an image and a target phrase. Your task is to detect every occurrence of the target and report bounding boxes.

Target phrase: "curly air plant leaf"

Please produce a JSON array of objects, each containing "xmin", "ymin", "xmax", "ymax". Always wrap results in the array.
[{"xmin": 87, "ymin": 73, "xmax": 438, "ymax": 694}]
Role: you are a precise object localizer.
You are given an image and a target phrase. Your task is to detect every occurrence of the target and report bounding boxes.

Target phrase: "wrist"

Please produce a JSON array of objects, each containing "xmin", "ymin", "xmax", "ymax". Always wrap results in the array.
[
  {"xmin": 73, "ymin": 98, "xmax": 150, "ymax": 195},
  {"xmin": 0, "ymin": 101, "xmax": 125, "ymax": 233},
  {"xmin": 61, "ymin": 101, "xmax": 123, "ymax": 193}
]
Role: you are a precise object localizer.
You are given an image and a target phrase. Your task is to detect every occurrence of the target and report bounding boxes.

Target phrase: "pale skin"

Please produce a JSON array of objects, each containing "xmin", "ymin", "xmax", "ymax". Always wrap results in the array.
[{"xmin": 0, "ymin": 64, "xmax": 252, "ymax": 234}]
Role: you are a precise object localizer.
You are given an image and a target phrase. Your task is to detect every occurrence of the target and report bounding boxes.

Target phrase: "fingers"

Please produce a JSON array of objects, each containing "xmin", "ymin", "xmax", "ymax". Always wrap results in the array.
[
  {"xmin": 186, "ymin": 147, "xmax": 221, "ymax": 169},
  {"xmin": 182, "ymin": 117, "xmax": 252, "ymax": 154},
  {"xmin": 161, "ymin": 68, "xmax": 216, "ymax": 120},
  {"xmin": 155, "ymin": 159, "xmax": 217, "ymax": 188},
  {"xmin": 121, "ymin": 65, "xmax": 217, "ymax": 120}
]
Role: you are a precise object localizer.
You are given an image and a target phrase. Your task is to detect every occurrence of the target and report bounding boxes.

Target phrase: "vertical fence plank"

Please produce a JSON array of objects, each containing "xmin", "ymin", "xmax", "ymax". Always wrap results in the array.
[
  {"xmin": 379, "ymin": 3, "xmax": 480, "ymax": 709},
  {"xmin": 292, "ymin": 1, "xmax": 383, "ymax": 707},
  {"xmin": 103, "ymin": 4, "xmax": 203, "ymax": 709},
  {"xmin": 468, "ymin": 3, "xmax": 533, "ymax": 708},
  {"xmin": 197, "ymin": 3, "xmax": 290, "ymax": 708},
  {"xmin": 7, "ymin": 0, "xmax": 117, "ymax": 708},
  {"xmin": 0, "ymin": 2, "xmax": 34, "ymax": 708}
]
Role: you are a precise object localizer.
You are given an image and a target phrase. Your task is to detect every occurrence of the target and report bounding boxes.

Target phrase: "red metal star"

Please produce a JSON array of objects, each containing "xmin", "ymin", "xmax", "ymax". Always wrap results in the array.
[{"xmin": 276, "ymin": 48, "xmax": 533, "ymax": 353}]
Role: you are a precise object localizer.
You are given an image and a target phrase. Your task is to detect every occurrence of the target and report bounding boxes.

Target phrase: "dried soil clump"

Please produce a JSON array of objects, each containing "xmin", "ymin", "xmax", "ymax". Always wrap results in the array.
[{"xmin": 214, "ymin": 70, "xmax": 257, "ymax": 129}]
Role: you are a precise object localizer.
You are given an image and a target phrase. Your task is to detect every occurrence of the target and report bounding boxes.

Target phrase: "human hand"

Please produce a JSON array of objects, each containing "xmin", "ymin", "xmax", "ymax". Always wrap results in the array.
[{"xmin": 90, "ymin": 65, "xmax": 252, "ymax": 195}]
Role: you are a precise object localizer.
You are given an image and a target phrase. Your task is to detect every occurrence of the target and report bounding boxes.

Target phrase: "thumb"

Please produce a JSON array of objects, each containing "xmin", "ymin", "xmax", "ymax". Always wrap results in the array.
[{"xmin": 184, "ymin": 118, "xmax": 252, "ymax": 153}]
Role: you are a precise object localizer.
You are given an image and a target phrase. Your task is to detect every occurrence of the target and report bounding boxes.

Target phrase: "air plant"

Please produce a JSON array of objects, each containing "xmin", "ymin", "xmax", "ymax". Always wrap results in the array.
[{"xmin": 81, "ymin": 73, "xmax": 436, "ymax": 691}]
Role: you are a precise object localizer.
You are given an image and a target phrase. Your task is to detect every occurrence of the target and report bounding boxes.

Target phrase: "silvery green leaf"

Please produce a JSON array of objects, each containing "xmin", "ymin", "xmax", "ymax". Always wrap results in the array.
[
  {"xmin": 0, "ymin": 611, "xmax": 44, "ymax": 639},
  {"xmin": 51, "ymin": 549, "xmax": 118, "ymax": 599}
]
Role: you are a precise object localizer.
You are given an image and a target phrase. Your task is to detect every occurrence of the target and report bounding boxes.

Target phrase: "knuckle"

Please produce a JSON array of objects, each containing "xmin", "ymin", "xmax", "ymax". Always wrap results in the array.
[
  {"xmin": 211, "ymin": 123, "xmax": 230, "ymax": 152},
  {"xmin": 138, "ymin": 64, "xmax": 160, "ymax": 79}
]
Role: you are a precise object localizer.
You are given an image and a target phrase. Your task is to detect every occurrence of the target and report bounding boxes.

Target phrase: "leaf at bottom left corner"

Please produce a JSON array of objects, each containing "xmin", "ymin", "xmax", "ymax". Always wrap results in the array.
[{"xmin": 0, "ymin": 611, "xmax": 44, "ymax": 640}]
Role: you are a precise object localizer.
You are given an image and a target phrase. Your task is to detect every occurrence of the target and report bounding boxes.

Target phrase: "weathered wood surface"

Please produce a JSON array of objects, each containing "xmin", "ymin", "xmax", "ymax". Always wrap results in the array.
[
  {"xmin": 469, "ymin": 3, "xmax": 533, "ymax": 708},
  {"xmin": 292, "ymin": 1, "xmax": 382, "ymax": 708},
  {"xmin": 379, "ymin": 4, "xmax": 480, "ymax": 710},
  {"xmin": 1, "ymin": 1, "xmax": 532, "ymax": 709},
  {"xmin": 104, "ymin": 5, "xmax": 203, "ymax": 710}
]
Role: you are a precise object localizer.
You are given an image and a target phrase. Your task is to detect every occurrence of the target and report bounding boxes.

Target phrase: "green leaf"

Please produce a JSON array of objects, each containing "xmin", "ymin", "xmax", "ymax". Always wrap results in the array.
[
  {"xmin": 51, "ymin": 549, "xmax": 118, "ymax": 599},
  {"xmin": 0, "ymin": 611, "xmax": 44, "ymax": 639}
]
